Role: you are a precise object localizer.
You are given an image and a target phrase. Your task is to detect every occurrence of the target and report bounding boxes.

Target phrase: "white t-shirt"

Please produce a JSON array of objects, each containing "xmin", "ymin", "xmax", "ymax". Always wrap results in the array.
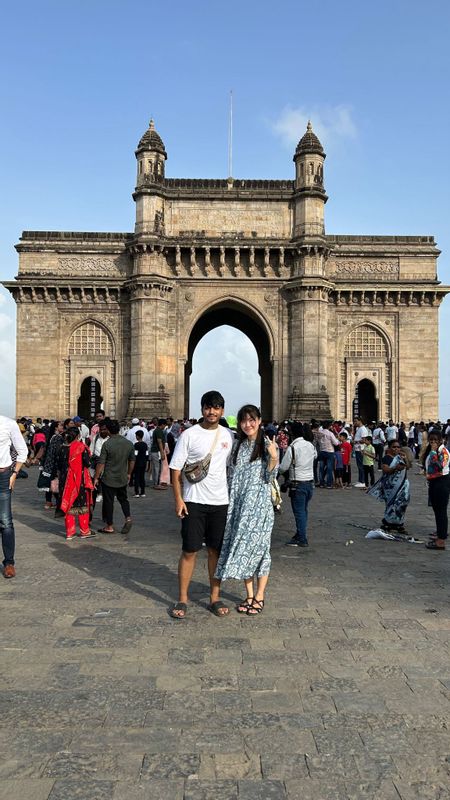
[
  {"xmin": 353, "ymin": 425, "xmax": 368, "ymax": 451},
  {"xmin": 127, "ymin": 425, "xmax": 151, "ymax": 446},
  {"xmin": 385, "ymin": 425, "xmax": 398, "ymax": 442},
  {"xmin": 170, "ymin": 424, "xmax": 233, "ymax": 505}
]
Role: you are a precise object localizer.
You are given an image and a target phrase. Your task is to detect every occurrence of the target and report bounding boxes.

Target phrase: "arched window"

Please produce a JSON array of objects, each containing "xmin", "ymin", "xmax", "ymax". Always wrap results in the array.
[
  {"xmin": 344, "ymin": 325, "xmax": 387, "ymax": 359},
  {"xmin": 68, "ymin": 322, "xmax": 113, "ymax": 357}
]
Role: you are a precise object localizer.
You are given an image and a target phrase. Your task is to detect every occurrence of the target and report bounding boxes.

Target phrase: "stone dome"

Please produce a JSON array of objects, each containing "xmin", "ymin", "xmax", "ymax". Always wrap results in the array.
[
  {"xmin": 294, "ymin": 121, "xmax": 324, "ymax": 157},
  {"xmin": 136, "ymin": 119, "xmax": 167, "ymax": 158}
]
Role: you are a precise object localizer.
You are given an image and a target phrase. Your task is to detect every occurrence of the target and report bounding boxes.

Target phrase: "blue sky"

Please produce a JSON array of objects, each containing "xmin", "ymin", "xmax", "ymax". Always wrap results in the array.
[{"xmin": 1, "ymin": 0, "xmax": 449, "ymax": 418}]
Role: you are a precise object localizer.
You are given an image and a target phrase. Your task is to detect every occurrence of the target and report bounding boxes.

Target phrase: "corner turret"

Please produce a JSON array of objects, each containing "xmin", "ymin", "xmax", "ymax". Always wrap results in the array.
[
  {"xmin": 135, "ymin": 119, "xmax": 167, "ymax": 186},
  {"xmin": 292, "ymin": 121, "xmax": 327, "ymax": 239}
]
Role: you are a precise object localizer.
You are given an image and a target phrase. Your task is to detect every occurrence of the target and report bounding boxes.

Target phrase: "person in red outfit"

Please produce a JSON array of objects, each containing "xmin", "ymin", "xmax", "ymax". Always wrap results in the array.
[
  {"xmin": 60, "ymin": 427, "xmax": 94, "ymax": 540},
  {"xmin": 339, "ymin": 431, "xmax": 353, "ymax": 488}
]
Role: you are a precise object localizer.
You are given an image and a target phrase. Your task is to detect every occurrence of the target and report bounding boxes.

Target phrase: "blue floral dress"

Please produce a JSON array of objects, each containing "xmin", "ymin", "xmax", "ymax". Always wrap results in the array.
[{"xmin": 215, "ymin": 440, "xmax": 276, "ymax": 580}]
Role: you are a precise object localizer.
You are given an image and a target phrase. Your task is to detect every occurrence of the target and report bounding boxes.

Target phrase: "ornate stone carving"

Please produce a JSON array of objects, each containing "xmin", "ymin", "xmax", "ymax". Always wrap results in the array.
[
  {"xmin": 330, "ymin": 259, "xmax": 399, "ymax": 278},
  {"xmin": 154, "ymin": 209, "xmax": 165, "ymax": 235},
  {"xmin": 58, "ymin": 256, "xmax": 128, "ymax": 276},
  {"xmin": 219, "ymin": 246, "xmax": 225, "ymax": 277},
  {"xmin": 249, "ymin": 246, "xmax": 255, "ymax": 276}
]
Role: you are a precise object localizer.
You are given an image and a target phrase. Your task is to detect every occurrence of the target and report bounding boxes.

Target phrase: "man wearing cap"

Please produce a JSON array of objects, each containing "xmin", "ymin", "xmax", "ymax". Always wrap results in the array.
[
  {"xmin": 73, "ymin": 416, "xmax": 89, "ymax": 443},
  {"xmin": 0, "ymin": 415, "xmax": 29, "ymax": 578},
  {"xmin": 127, "ymin": 418, "xmax": 151, "ymax": 446}
]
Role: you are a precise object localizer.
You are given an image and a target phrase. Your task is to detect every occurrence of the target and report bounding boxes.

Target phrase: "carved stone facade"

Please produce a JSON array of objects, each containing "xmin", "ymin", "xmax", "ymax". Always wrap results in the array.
[{"xmin": 4, "ymin": 120, "xmax": 448, "ymax": 422}]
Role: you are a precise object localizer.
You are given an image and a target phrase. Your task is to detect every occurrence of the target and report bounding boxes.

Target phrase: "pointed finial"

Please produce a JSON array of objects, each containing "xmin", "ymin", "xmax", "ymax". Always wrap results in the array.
[
  {"xmin": 307, "ymin": 120, "xmax": 312, "ymax": 131},
  {"xmin": 149, "ymin": 119, "xmax": 155, "ymax": 130}
]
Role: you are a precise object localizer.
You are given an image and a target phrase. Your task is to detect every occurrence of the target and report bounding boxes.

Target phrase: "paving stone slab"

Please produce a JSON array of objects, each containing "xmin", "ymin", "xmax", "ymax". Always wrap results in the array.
[
  {"xmin": 183, "ymin": 780, "xmax": 238, "ymax": 799},
  {"xmin": 48, "ymin": 779, "xmax": 116, "ymax": 800},
  {"xmin": 0, "ymin": 780, "xmax": 55, "ymax": 800},
  {"xmin": 260, "ymin": 754, "xmax": 308, "ymax": 780},
  {"xmin": 238, "ymin": 780, "xmax": 287, "ymax": 799},
  {"xmin": 113, "ymin": 781, "xmax": 184, "ymax": 799},
  {"xmin": 140, "ymin": 753, "xmax": 200, "ymax": 779}
]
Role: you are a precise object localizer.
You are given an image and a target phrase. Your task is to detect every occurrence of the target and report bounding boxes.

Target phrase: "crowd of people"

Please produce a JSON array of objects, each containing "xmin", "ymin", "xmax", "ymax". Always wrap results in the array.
[{"xmin": 0, "ymin": 406, "xmax": 449, "ymax": 614}]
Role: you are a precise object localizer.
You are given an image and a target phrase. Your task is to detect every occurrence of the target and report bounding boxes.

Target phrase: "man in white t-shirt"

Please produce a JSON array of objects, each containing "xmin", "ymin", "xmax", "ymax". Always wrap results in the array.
[
  {"xmin": 353, "ymin": 418, "xmax": 369, "ymax": 487},
  {"xmin": 169, "ymin": 390, "xmax": 233, "ymax": 619},
  {"xmin": 385, "ymin": 419, "xmax": 399, "ymax": 443}
]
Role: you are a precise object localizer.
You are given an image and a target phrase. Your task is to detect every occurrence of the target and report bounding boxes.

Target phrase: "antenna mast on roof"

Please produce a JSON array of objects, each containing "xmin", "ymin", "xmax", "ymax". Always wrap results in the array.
[{"xmin": 228, "ymin": 90, "xmax": 233, "ymax": 179}]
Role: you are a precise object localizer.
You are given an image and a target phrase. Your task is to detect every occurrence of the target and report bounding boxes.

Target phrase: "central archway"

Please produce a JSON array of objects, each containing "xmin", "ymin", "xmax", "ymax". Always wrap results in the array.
[{"xmin": 185, "ymin": 300, "xmax": 274, "ymax": 420}]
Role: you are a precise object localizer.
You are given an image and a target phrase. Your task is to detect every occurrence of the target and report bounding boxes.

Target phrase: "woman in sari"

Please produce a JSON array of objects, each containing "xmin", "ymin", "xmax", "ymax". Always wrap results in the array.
[
  {"xmin": 60, "ymin": 427, "xmax": 94, "ymax": 540},
  {"xmin": 368, "ymin": 440, "xmax": 410, "ymax": 534}
]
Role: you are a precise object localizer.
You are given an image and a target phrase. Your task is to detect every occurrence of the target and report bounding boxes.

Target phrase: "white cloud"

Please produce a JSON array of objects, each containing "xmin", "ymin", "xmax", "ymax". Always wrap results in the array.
[
  {"xmin": 190, "ymin": 326, "xmax": 260, "ymax": 417},
  {"xmin": 271, "ymin": 104, "xmax": 357, "ymax": 151},
  {"xmin": 0, "ymin": 312, "xmax": 13, "ymax": 333},
  {"xmin": 0, "ymin": 336, "xmax": 16, "ymax": 417}
]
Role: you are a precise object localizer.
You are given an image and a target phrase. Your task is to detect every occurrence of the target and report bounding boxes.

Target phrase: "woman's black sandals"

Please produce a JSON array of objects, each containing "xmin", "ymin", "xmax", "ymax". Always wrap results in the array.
[
  {"xmin": 425, "ymin": 541, "xmax": 446, "ymax": 550},
  {"xmin": 237, "ymin": 598, "xmax": 253, "ymax": 614},
  {"xmin": 247, "ymin": 598, "xmax": 264, "ymax": 615}
]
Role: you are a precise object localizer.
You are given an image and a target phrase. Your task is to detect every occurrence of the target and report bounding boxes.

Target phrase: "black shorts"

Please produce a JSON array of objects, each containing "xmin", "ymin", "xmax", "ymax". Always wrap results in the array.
[{"xmin": 181, "ymin": 502, "xmax": 228, "ymax": 553}]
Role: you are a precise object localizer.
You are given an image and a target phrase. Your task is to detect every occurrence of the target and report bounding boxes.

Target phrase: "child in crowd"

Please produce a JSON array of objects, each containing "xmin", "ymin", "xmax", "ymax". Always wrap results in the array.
[
  {"xmin": 334, "ymin": 444, "xmax": 343, "ymax": 488},
  {"xmin": 339, "ymin": 431, "xmax": 352, "ymax": 488},
  {"xmin": 133, "ymin": 429, "xmax": 149, "ymax": 497},
  {"xmin": 362, "ymin": 435, "xmax": 376, "ymax": 487}
]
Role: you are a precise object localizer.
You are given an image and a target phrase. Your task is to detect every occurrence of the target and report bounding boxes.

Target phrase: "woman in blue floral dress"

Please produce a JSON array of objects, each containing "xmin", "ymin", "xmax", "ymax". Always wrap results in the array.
[{"xmin": 215, "ymin": 405, "xmax": 278, "ymax": 615}]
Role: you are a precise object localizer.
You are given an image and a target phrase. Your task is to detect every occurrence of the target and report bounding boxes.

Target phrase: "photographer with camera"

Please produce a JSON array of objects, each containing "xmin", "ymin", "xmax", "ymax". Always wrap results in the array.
[{"xmin": 280, "ymin": 422, "xmax": 316, "ymax": 548}]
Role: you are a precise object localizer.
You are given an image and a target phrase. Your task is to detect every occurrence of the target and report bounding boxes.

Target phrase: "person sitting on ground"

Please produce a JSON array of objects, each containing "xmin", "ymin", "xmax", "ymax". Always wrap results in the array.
[{"xmin": 367, "ymin": 440, "xmax": 410, "ymax": 535}]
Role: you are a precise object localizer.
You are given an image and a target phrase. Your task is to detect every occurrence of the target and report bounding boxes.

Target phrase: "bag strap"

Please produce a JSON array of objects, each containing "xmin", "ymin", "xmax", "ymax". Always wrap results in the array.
[
  {"xmin": 208, "ymin": 427, "xmax": 221, "ymax": 457},
  {"xmin": 291, "ymin": 444, "xmax": 296, "ymax": 467}
]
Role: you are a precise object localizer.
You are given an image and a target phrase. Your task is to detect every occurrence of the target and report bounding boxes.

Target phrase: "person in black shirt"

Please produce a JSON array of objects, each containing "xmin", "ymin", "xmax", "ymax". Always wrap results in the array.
[{"xmin": 133, "ymin": 430, "xmax": 149, "ymax": 497}]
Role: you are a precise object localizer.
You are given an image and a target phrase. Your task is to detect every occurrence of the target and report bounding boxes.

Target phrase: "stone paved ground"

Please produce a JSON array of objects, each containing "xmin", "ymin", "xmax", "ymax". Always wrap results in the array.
[{"xmin": 1, "ymin": 468, "xmax": 450, "ymax": 800}]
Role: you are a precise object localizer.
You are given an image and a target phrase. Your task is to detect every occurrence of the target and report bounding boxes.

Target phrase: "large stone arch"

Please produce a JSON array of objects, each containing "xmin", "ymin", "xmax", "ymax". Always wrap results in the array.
[
  {"xmin": 65, "ymin": 320, "xmax": 117, "ymax": 418},
  {"xmin": 338, "ymin": 322, "xmax": 393, "ymax": 421},
  {"xmin": 183, "ymin": 296, "xmax": 276, "ymax": 420}
]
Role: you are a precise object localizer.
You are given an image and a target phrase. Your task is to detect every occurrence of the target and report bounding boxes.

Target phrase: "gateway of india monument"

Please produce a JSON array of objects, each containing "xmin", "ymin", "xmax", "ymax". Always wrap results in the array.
[{"xmin": 4, "ymin": 120, "xmax": 448, "ymax": 422}]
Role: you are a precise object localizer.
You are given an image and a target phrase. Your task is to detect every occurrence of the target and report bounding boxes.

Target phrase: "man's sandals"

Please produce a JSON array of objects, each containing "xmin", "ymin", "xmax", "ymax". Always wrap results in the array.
[
  {"xmin": 170, "ymin": 601, "xmax": 230, "ymax": 619},
  {"xmin": 170, "ymin": 602, "xmax": 187, "ymax": 619},
  {"xmin": 207, "ymin": 601, "xmax": 229, "ymax": 617}
]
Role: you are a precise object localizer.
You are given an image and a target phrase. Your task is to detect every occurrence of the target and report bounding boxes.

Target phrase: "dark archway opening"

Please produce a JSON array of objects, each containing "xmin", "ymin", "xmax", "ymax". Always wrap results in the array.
[
  {"xmin": 77, "ymin": 377, "xmax": 102, "ymax": 421},
  {"xmin": 354, "ymin": 379, "xmax": 378, "ymax": 424},
  {"xmin": 185, "ymin": 303, "xmax": 273, "ymax": 420}
]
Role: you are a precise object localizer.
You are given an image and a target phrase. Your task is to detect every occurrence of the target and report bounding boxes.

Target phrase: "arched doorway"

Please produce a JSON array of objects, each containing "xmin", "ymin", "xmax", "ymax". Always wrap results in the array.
[
  {"xmin": 190, "ymin": 326, "xmax": 260, "ymax": 418},
  {"xmin": 185, "ymin": 301, "xmax": 273, "ymax": 420},
  {"xmin": 354, "ymin": 379, "xmax": 378, "ymax": 424},
  {"xmin": 77, "ymin": 377, "xmax": 103, "ymax": 420}
]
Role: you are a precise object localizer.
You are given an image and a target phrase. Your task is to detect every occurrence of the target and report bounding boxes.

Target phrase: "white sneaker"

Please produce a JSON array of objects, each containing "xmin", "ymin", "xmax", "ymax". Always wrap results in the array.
[
  {"xmin": 353, "ymin": 482, "xmax": 366, "ymax": 488},
  {"xmin": 96, "ymin": 495, "xmax": 102, "ymax": 503}
]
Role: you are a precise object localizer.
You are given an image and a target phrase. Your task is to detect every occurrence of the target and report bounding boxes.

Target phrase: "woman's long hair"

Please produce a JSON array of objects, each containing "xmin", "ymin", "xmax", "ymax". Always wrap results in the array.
[
  {"xmin": 65, "ymin": 426, "xmax": 80, "ymax": 444},
  {"xmin": 233, "ymin": 404, "xmax": 266, "ymax": 465}
]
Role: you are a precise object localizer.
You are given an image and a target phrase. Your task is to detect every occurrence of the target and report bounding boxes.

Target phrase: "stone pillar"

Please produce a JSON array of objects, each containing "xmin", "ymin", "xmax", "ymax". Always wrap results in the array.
[
  {"xmin": 126, "ymin": 247, "xmax": 175, "ymax": 418},
  {"xmin": 286, "ymin": 274, "xmax": 332, "ymax": 420}
]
